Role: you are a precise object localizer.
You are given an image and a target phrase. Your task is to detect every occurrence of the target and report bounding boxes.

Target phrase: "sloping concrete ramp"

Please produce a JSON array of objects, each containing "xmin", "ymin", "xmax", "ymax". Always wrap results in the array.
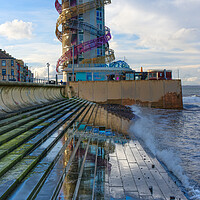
[{"xmin": 0, "ymin": 82, "xmax": 65, "ymax": 115}]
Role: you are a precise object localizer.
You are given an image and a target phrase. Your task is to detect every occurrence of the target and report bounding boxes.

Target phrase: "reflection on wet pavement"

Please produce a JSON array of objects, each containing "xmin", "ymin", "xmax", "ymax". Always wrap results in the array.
[{"xmin": 55, "ymin": 105, "xmax": 187, "ymax": 200}]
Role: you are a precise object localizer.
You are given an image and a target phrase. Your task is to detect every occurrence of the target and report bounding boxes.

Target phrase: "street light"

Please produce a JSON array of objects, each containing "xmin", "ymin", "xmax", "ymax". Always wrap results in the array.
[
  {"xmin": 72, "ymin": 45, "xmax": 75, "ymax": 81},
  {"xmin": 47, "ymin": 63, "xmax": 50, "ymax": 83},
  {"xmin": 6, "ymin": 60, "xmax": 9, "ymax": 81}
]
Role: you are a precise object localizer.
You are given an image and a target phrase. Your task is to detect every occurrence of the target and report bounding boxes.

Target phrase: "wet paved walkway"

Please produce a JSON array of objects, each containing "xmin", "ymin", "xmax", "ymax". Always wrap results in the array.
[
  {"xmin": 0, "ymin": 98, "xmax": 187, "ymax": 199},
  {"xmin": 55, "ymin": 132, "xmax": 187, "ymax": 200}
]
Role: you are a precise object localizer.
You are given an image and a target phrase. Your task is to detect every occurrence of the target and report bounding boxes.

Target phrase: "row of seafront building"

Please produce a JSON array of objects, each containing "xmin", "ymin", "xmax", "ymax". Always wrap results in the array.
[
  {"xmin": 0, "ymin": 49, "xmax": 33, "ymax": 82},
  {"xmin": 63, "ymin": 63, "xmax": 172, "ymax": 82}
]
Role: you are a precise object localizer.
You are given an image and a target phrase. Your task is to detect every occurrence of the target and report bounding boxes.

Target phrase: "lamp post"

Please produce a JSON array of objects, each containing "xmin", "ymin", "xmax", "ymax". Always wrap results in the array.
[
  {"xmin": 72, "ymin": 45, "xmax": 75, "ymax": 81},
  {"xmin": 47, "ymin": 63, "xmax": 50, "ymax": 84},
  {"xmin": 6, "ymin": 60, "xmax": 9, "ymax": 81}
]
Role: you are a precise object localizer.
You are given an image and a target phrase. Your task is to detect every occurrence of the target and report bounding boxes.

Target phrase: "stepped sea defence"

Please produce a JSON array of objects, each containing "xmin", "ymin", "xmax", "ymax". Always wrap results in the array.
[{"xmin": 0, "ymin": 96, "xmax": 187, "ymax": 199}]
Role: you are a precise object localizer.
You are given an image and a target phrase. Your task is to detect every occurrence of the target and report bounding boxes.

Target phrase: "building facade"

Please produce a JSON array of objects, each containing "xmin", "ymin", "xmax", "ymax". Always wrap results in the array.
[
  {"xmin": 147, "ymin": 70, "xmax": 172, "ymax": 80},
  {"xmin": 0, "ymin": 49, "xmax": 17, "ymax": 81},
  {"xmin": 0, "ymin": 49, "xmax": 33, "ymax": 82},
  {"xmin": 64, "ymin": 61, "xmax": 133, "ymax": 82}
]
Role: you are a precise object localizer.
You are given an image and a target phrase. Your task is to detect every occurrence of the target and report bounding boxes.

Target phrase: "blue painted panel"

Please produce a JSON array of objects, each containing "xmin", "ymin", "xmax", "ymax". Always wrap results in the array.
[{"xmin": 76, "ymin": 72, "xmax": 86, "ymax": 81}]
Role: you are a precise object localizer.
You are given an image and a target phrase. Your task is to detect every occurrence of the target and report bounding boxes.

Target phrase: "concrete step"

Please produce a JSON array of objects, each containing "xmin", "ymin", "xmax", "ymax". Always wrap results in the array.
[
  {"xmin": 0, "ymin": 99, "xmax": 68, "ymax": 128},
  {"xmin": 0, "ymin": 99, "xmax": 84, "ymax": 144},
  {"xmin": 0, "ymin": 100, "xmax": 72, "ymax": 135},
  {"xmin": 0, "ymin": 100, "xmax": 86, "ymax": 160},
  {"xmin": 0, "ymin": 98, "xmax": 67, "ymax": 121},
  {"xmin": 1, "ymin": 102, "xmax": 92, "ymax": 199},
  {"xmin": 0, "ymin": 104, "xmax": 73, "ymax": 147}
]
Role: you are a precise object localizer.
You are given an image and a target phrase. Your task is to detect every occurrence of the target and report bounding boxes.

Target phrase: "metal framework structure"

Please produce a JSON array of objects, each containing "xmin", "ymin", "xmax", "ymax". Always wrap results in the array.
[{"xmin": 55, "ymin": 0, "xmax": 115, "ymax": 72}]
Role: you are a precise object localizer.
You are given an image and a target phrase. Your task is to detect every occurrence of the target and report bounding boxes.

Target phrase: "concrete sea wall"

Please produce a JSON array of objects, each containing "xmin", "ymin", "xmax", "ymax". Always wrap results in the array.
[
  {"xmin": 66, "ymin": 80, "xmax": 183, "ymax": 109},
  {"xmin": 0, "ymin": 82, "xmax": 65, "ymax": 114},
  {"xmin": 80, "ymin": 105, "xmax": 131, "ymax": 135}
]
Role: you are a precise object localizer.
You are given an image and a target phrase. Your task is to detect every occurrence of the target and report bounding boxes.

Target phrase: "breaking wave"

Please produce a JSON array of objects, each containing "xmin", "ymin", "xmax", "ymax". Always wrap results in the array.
[
  {"xmin": 129, "ymin": 105, "xmax": 200, "ymax": 200},
  {"xmin": 183, "ymin": 95, "xmax": 200, "ymax": 110}
]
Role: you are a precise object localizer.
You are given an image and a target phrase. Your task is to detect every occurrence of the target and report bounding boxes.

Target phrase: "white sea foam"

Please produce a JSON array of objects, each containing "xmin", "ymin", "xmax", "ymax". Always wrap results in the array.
[
  {"xmin": 129, "ymin": 105, "xmax": 200, "ymax": 199},
  {"xmin": 188, "ymin": 187, "xmax": 200, "ymax": 200},
  {"xmin": 183, "ymin": 95, "xmax": 200, "ymax": 104}
]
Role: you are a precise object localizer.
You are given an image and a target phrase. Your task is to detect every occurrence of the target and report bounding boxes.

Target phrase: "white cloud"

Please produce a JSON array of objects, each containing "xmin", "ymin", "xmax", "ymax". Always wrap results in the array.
[
  {"xmin": 5, "ymin": 43, "xmax": 61, "ymax": 65},
  {"xmin": 174, "ymin": 0, "xmax": 200, "ymax": 6},
  {"xmin": 185, "ymin": 77, "xmax": 198, "ymax": 82},
  {"xmin": 106, "ymin": 1, "xmax": 200, "ymax": 52},
  {"xmin": 5, "ymin": 42, "xmax": 62, "ymax": 79},
  {"xmin": 32, "ymin": 64, "xmax": 58, "ymax": 80},
  {"xmin": 105, "ymin": 0, "xmax": 200, "ymax": 85},
  {"xmin": 0, "ymin": 19, "xmax": 33, "ymax": 40},
  {"xmin": 171, "ymin": 28, "xmax": 200, "ymax": 43}
]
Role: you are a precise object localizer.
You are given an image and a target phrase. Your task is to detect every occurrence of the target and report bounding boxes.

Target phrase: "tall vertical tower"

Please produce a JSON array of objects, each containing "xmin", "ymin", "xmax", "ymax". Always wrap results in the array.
[{"xmin": 55, "ymin": 0, "xmax": 115, "ymax": 81}]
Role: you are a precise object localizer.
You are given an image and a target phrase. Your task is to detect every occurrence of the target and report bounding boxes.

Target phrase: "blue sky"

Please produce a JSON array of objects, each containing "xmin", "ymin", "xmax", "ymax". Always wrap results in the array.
[
  {"xmin": 106, "ymin": 0, "xmax": 200, "ymax": 85},
  {"xmin": 0, "ymin": 0, "xmax": 61, "ymax": 79},
  {"xmin": 0, "ymin": 0, "xmax": 200, "ymax": 84}
]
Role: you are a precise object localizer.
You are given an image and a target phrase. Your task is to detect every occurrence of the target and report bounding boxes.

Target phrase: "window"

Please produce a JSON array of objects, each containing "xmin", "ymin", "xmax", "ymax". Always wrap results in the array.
[
  {"xmin": 96, "ymin": 10, "xmax": 102, "ymax": 21},
  {"xmin": 79, "ymin": 14, "xmax": 83, "ymax": 21},
  {"xmin": 86, "ymin": 72, "xmax": 92, "ymax": 81},
  {"xmin": 17, "ymin": 63, "xmax": 20, "ymax": 70},
  {"xmin": 2, "ymin": 69, "xmax": 6, "ymax": 75},
  {"xmin": 97, "ymin": 23, "xmax": 103, "ymax": 30},
  {"xmin": 11, "ymin": 60, "xmax": 14, "ymax": 66},
  {"xmin": 97, "ymin": 48, "xmax": 100, "ymax": 56},
  {"xmin": 11, "ymin": 69, "xmax": 14, "ymax": 76},
  {"xmin": 79, "ymin": 34, "xmax": 83, "ymax": 43},
  {"xmin": 2, "ymin": 60, "xmax": 6, "ymax": 66},
  {"xmin": 126, "ymin": 74, "xmax": 130, "ymax": 80},
  {"xmin": 130, "ymin": 73, "xmax": 134, "ymax": 80},
  {"xmin": 97, "ymin": 48, "xmax": 103, "ymax": 56}
]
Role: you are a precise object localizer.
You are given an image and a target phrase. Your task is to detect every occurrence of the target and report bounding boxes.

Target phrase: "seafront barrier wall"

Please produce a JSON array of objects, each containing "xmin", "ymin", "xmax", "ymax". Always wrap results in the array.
[
  {"xmin": 79, "ymin": 105, "xmax": 131, "ymax": 135},
  {"xmin": 0, "ymin": 80, "xmax": 183, "ymax": 115},
  {"xmin": 66, "ymin": 80, "xmax": 183, "ymax": 109},
  {"xmin": 0, "ymin": 82, "xmax": 65, "ymax": 115}
]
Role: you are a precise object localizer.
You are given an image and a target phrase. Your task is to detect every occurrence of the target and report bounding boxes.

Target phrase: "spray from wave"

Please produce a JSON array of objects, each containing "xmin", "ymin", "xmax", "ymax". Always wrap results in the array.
[
  {"xmin": 129, "ymin": 105, "xmax": 200, "ymax": 200},
  {"xmin": 183, "ymin": 96, "xmax": 200, "ymax": 110}
]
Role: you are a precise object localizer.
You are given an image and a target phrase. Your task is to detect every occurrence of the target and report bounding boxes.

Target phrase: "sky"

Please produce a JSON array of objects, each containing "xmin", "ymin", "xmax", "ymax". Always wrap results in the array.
[{"xmin": 0, "ymin": 0, "xmax": 200, "ymax": 85}]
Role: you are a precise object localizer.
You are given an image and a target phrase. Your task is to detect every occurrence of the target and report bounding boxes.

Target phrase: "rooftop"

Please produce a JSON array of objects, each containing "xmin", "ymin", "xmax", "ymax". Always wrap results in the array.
[{"xmin": 0, "ymin": 49, "xmax": 15, "ymax": 60}]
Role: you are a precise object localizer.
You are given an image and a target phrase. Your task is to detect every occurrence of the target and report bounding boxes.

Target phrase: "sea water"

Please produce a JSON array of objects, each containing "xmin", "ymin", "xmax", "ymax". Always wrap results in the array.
[{"xmin": 129, "ymin": 85, "xmax": 200, "ymax": 200}]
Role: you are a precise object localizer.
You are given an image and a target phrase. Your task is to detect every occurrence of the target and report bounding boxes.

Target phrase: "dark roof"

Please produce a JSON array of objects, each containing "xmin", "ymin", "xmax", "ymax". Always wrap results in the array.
[{"xmin": 0, "ymin": 49, "xmax": 15, "ymax": 59}]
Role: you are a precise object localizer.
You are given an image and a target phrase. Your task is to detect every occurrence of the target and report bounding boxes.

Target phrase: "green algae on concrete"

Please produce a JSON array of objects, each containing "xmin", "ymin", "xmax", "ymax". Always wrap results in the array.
[
  {"xmin": 0, "ymin": 154, "xmax": 22, "ymax": 177},
  {"xmin": 39, "ymin": 122, "xmax": 51, "ymax": 127},
  {"xmin": 0, "ymin": 127, "xmax": 26, "ymax": 145},
  {"xmin": 0, "ymin": 129, "xmax": 38, "ymax": 156},
  {"xmin": 0, "ymin": 158, "xmax": 37, "ymax": 184},
  {"xmin": 10, "ymin": 143, "xmax": 34, "ymax": 155},
  {"xmin": 0, "ymin": 157, "xmax": 37, "ymax": 199},
  {"xmin": 0, "ymin": 144, "xmax": 36, "ymax": 178}
]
